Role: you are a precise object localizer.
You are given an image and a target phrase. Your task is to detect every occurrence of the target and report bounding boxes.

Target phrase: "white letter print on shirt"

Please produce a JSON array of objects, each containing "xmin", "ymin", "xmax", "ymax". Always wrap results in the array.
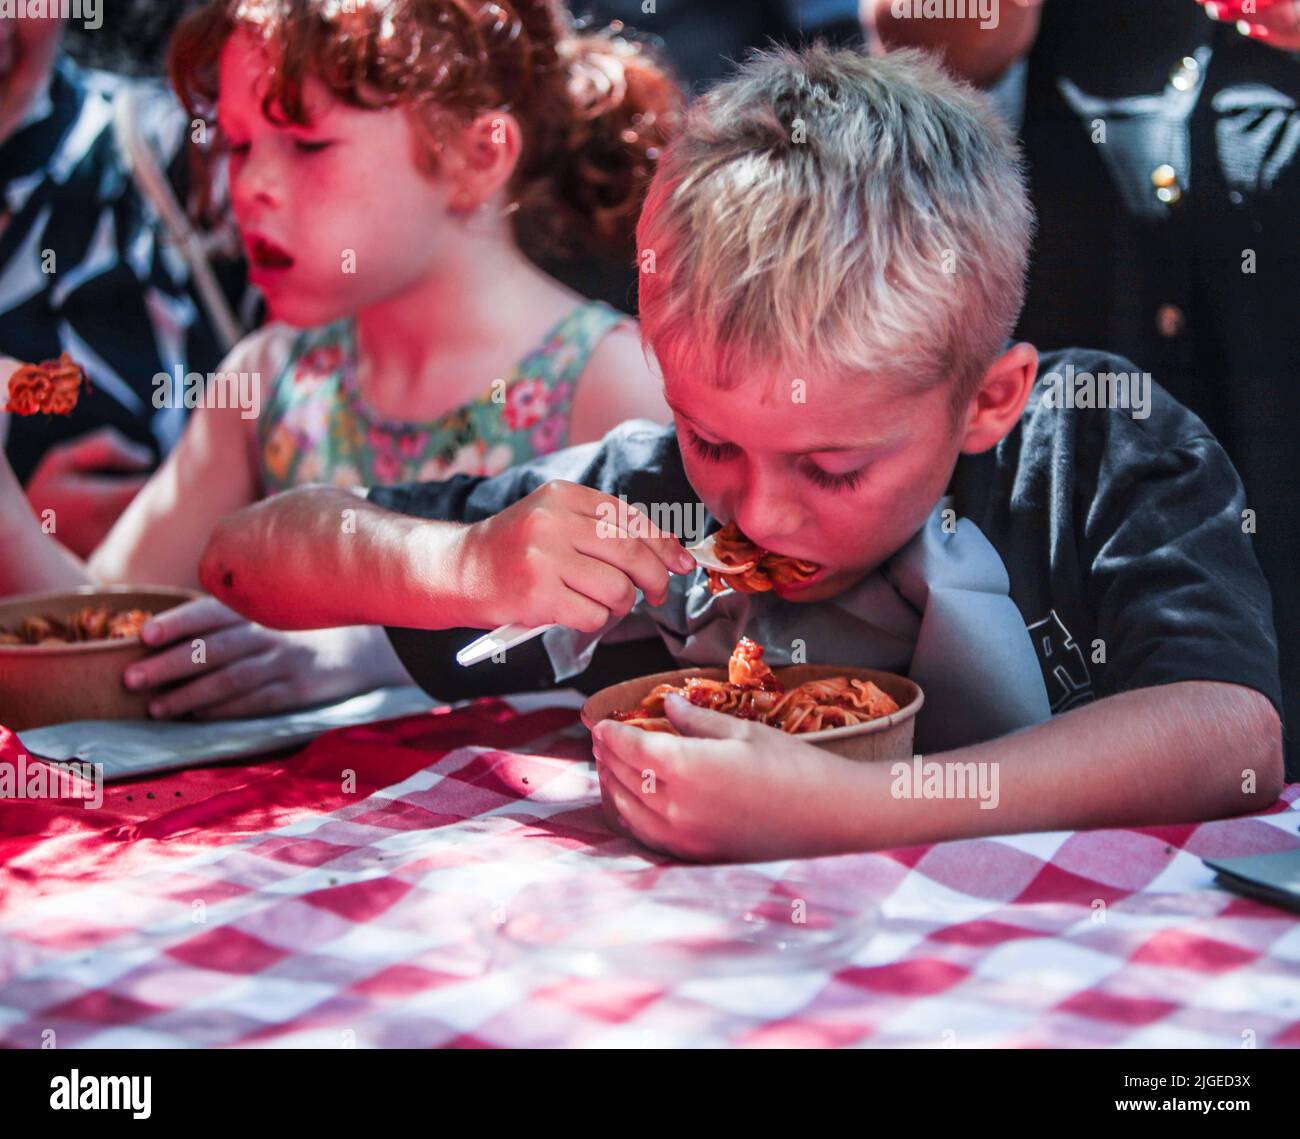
[{"xmin": 1027, "ymin": 609, "xmax": 1095, "ymax": 712}]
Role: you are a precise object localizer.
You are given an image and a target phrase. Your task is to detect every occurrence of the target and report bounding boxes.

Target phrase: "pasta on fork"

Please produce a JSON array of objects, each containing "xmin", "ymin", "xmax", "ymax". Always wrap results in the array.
[
  {"xmin": 4, "ymin": 354, "xmax": 90, "ymax": 417},
  {"xmin": 704, "ymin": 522, "xmax": 821, "ymax": 594}
]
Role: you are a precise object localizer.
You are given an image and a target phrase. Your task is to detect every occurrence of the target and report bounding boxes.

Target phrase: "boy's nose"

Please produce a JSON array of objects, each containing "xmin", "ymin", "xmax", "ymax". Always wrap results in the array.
[{"xmin": 731, "ymin": 474, "xmax": 804, "ymax": 549}]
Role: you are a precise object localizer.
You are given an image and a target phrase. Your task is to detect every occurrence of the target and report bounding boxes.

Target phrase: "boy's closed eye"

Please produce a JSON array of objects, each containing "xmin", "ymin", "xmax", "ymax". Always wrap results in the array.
[
  {"xmin": 682, "ymin": 424, "xmax": 740, "ymax": 463},
  {"xmin": 292, "ymin": 137, "xmax": 337, "ymax": 154},
  {"xmin": 801, "ymin": 463, "xmax": 866, "ymax": 493},
  {"xmin": 682, "ymin": 423, "xmax": 868, "ymax": 493}
]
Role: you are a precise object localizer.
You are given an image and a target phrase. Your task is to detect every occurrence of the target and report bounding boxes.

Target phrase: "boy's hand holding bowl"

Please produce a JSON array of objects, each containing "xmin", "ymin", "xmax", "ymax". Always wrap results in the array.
[{"xmin": 594, "ymin": 693, "xmax": 874, "ymax": 864}]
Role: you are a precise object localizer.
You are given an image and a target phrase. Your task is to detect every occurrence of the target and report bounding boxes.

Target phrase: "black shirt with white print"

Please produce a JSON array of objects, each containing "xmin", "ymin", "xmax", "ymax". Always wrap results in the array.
[{"xmin": 369, "ymin": 347, "xmax": 1285, "ymax": 774}]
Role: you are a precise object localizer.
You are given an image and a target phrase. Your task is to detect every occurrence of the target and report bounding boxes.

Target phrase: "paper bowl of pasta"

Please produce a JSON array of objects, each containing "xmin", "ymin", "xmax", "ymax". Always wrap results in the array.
[
  {"xmin": 582, "ymin": 638, "xmax": 924, "ymax": 763},
  {"xmin": 0, "ymin": 585, "xmax": 198, "ymax": 731}
]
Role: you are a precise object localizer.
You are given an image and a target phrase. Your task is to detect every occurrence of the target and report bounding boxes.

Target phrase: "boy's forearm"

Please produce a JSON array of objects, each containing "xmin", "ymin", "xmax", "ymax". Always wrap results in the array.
[
  {"xmin": 200, "ymin": 486, "xmax": 470, "ymax": 631},
  {"xmin": 833, "ymin": 681, "xmax": 1284, "ymax": 851}
]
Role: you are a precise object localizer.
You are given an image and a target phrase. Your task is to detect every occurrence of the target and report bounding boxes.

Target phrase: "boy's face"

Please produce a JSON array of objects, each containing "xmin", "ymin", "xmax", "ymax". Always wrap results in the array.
[
  {"xmin": 665, "ymin": 367, "xmax": 969, "ymax": 604},
  {"xmin": 218, "ymin": 30, "xmax": 454, "ymax": 327}
]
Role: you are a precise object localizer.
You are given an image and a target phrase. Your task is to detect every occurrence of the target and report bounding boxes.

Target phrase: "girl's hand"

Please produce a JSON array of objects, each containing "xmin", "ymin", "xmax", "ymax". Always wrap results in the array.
[
  {"xmin": 453, "ymin": 480, "xmax": 696, "ymax": 632},
  {"xmin": 1196, "ymin": 0, "xmax": 1300, "ymax": 50},
  {"xmin": 592, "ymin": 693, "xmax": 868, "ymax": 863},
  {"xmin": 125, "ymin": 596, "xmax": 386, "ymax": 720},
  {"xmin": 24, "ymin": 427, "xmax": 152, "ymax": 557}
]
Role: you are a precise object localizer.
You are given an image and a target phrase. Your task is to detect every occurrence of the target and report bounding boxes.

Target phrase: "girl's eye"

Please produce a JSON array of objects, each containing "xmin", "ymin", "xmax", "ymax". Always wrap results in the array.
[
  {"xmin": 685, "ymin": 427, "xmax": 740, "ymax": 463},
  {"xmin": 293, "ymin": 138, "xmax": 334, "ymax": 154},
  {"xmin": 803, "ymin": 463, "xmax": 865, "ymax": 493}
]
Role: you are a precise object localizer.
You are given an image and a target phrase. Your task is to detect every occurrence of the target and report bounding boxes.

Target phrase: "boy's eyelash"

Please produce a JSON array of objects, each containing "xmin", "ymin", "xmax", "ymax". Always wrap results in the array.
[
  {"xmin": 686, "ymin": 427, "xmax": 864, "ymax": 491},
  {"xmin": 685, "ymin": 428, "xmax": 740, "ymax": 463},
  {"xmin": 803, "ymin": 464, "xmax": 865, "ymax": 493}
]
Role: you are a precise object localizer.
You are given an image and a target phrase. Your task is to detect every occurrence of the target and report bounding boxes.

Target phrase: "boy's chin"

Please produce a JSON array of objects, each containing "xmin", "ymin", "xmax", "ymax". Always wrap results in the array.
[{"xmin": 773, "ymin": 566, "xmax": 870, "ymax": 604}]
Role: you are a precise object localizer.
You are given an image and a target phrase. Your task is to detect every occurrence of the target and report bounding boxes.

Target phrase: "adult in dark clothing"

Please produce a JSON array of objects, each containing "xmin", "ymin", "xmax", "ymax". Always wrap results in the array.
[
  {"xmin": 581, "ymin": 0, "xmax": 864, "ymax": 92},
  {"xmin": 866, "ymin": 0, "xmax": 1300, "ymax": 778}
]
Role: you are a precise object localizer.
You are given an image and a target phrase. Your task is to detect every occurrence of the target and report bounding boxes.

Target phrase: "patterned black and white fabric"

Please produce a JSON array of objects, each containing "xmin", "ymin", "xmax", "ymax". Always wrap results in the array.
[
  {"xmin": 63, "ymin": 0, "xmax": 202, "ymax": 79},
  {"xmin": 0, "ymin": 55, "xmax": 244, "ymax": 483}
]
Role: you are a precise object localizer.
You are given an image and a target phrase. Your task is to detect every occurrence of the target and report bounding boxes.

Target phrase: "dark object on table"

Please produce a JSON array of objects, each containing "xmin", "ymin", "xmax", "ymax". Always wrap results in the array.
[{"xmin": 1203, "ymin": 851, "xmax": 1300, "ymax": 916}]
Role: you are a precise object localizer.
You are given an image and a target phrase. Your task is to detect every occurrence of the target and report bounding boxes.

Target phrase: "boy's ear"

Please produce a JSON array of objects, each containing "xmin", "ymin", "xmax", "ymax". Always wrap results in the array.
[
  {"xmin": 958, "ymin": 342, "xmax": 1039, "ymax": 455},
  {"xmin": 445, "ymin": 110, "xmax": 522, "ymax": 213}
]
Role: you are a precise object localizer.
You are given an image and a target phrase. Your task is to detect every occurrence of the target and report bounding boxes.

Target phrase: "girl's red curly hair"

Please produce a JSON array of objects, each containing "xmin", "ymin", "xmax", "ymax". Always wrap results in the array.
[{"xmin": 168, "ymin": 0, "xmax": 682, "ymax": 264}]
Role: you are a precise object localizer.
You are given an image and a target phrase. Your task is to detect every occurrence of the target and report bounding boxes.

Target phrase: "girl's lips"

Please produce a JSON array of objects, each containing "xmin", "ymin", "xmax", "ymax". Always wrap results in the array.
[{"xmin": 246, "ymin": 234, "xmax": 295, "ymax": 271}]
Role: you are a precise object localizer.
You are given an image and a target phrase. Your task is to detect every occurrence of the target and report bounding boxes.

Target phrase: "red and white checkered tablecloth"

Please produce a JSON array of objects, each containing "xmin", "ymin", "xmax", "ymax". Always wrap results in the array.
[{"xmin": 1, "ymin": 697, "xmax": 1298, "ymax": 1048}]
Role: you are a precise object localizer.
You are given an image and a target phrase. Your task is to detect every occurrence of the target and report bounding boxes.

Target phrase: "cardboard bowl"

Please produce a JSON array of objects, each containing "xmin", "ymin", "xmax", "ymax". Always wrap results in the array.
[
  {"xmin": 583, "ymin": 664, "xmax": 924, "ymax": 835},
  {"xmin": 0, "ymin": 585, "xmax": 199, "ymax": 731}
]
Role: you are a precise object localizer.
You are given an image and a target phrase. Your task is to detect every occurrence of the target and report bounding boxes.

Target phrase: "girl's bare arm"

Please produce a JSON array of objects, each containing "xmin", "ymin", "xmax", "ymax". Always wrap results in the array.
[{"xmin": 88, "ymin": 327, "xmax": 290, "ymax": 588}]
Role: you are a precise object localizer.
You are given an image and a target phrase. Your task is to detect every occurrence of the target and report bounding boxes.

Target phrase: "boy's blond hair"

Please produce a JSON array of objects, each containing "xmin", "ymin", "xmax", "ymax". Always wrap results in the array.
[{"xmin": 636, "ymin": 45, "xmax": 1034, "ymax": 414}]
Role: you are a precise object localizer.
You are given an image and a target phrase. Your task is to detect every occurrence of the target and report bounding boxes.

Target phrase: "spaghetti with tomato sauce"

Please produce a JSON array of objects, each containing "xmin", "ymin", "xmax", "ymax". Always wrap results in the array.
[
  {"xmin": 4, "ymin": 354, "xmax": 90, "ymax": 417},
  {"xmin": 607, "ymin": 637, "xmax": 899, "ymax": 736},
  {"xmin": 704, "ymin": 522, "xmax": 821, "ymax": 594}
]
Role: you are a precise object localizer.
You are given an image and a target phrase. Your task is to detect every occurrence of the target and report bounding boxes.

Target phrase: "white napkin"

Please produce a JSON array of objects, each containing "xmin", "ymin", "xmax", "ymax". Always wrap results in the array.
[{"xmin": 17, "ymin": 685, "xmax": 437, "ymax": 781}]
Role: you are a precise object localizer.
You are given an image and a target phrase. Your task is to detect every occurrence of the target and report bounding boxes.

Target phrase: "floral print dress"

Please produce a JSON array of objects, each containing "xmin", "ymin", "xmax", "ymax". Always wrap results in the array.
[{"xmin": 257, "ymin": 300, "xmax": 630, "ymax": 493}]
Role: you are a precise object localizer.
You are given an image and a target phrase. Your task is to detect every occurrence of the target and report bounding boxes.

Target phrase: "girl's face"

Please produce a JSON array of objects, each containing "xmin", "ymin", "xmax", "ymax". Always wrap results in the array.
[
  {"xmin": 218, "ymin": 30, "xmax": 455, "ymax": 327},
  {"xmin": 665, "ymin": 367, "xmax": 968, "ymax": 604}
]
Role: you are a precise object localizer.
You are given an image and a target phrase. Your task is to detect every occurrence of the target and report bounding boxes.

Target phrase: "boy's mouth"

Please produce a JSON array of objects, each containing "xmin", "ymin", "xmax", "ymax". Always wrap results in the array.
[
  {"xmin": 772, "ymin": 564, "xmax": 830, "ymax": 597},
  {"xmin": 246, "ymin": 233, "xmax": 295, "ymax": 273}
]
